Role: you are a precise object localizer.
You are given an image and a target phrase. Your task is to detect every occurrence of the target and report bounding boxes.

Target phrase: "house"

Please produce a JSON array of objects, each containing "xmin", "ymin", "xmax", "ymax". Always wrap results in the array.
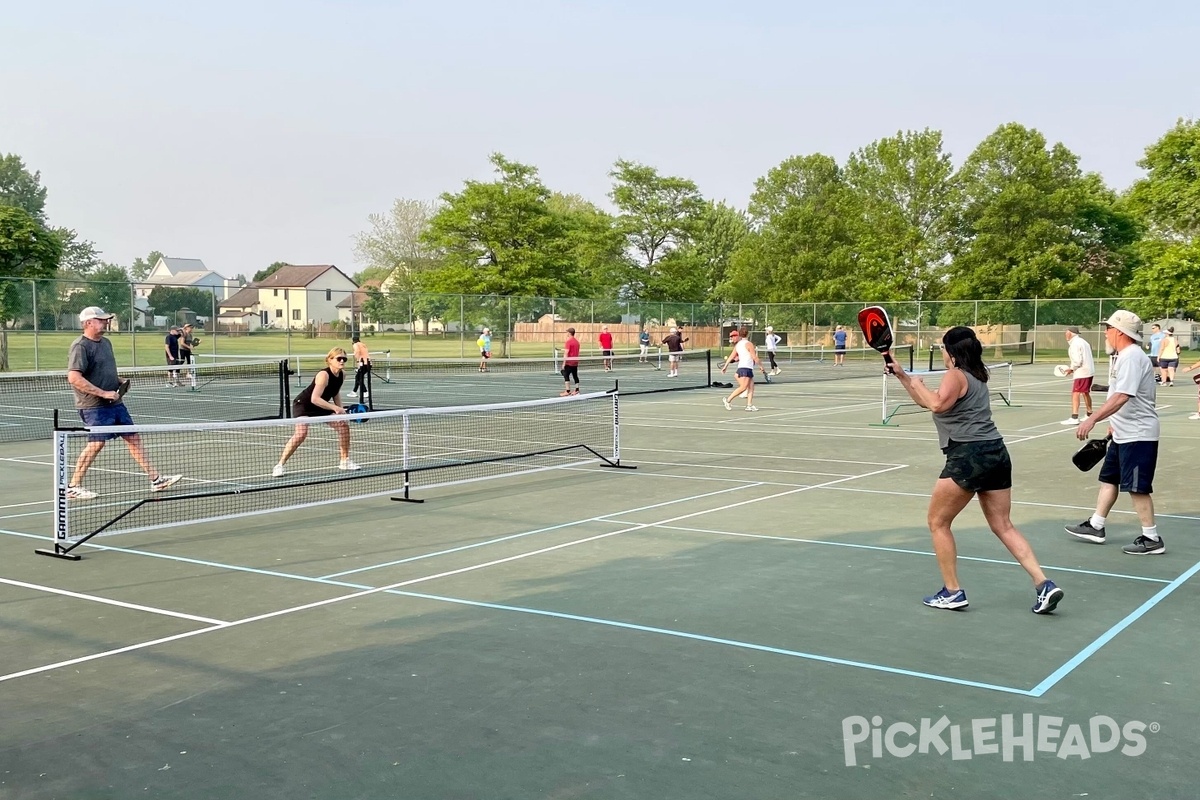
[
  {"xmin": 137, "ymin": 257, "xmax": 238, "ymax": 300},
  {"xmin": 334, "ymin": 279, "xmax": 382, "ymax": 329},
  {"xmin": 217, "ymin": 310, "xmax": 262, "ymax": 332},
  {"xmin": 218, "ymin": 265, "xmax": 358, "ymax": 329}
]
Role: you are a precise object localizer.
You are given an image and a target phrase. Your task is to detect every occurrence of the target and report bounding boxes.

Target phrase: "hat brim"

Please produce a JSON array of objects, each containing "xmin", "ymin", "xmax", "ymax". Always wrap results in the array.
[{"xmin": 1102, "ymin": 323, "xmax": 1142, "ymax": 342}]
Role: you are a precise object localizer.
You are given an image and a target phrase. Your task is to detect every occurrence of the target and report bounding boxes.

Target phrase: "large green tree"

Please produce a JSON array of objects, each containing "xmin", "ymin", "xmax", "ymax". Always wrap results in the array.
[
  {"xmin": 148, "ymin": 284, "xmax": 216, "ymax": 320},
  {"xmin": 253, "ymin": 261, "xmax": 289, "ymax": 282},
  {"xmin": 843, "ymin": 129, "xmax": 955, "ymax": 300},
  {"xmin": 609, "ymin": 160, "xmax": 707, "ymax": 299},
  {"xmin": 67, "ymin": 263, "xmax": 133, "ymax": 322},
  {"xmin": 0, "ymin": 154, "xmax": 48, "ymax": 224},
  {"xmin": 1126, "ymin": 117, "xmax": 1200, "ymax": 241},
  {"xmin": 0, "ymin": 206, "xmax": 62, "ymax": 325},
  {"xmin": 419, "ymin": 153, "xmax": 581, "ymax": 297},
  {"xmin": 129, "ymin": 250, "xmax": 166, "ymax": 281},
  {"xmin": 718, "ymin": 154, "xmax": 859, "ymax": 303},
  {"xmin": 655, "ymin": 201, "xmax": 749, "ymax": 302},
  {"xmin": 547, "ymin": 192, "xmax": 631, "ymax": 298}
]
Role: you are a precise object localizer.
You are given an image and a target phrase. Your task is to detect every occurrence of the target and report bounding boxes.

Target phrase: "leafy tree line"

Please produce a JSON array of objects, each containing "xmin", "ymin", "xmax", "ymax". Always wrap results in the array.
[{"xmin": 353, "ymin": 119, "xmax": 1200, "ymax": 325}]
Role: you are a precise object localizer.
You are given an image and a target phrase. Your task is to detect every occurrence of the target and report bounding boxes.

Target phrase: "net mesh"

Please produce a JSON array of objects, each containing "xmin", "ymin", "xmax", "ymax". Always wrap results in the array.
[
  {"xmin": 756, "ymin": 344, "xmax": 914, "ymax": 383},
  {"xmin": 50, "ymin": 391, "xmax": 618, "ymax": 549},
  {"xmin": 879, "ymin": 361, "xmax": 1015, "ymax": 425},
  {"xmin": 297, "ymin": 351, "xmax": 712, "ymax": 410},
  {"xmin": 927, "ymin": 341, "xmax": 1034, "ymax": 371},
  {"xmin": 0, "ymin": 360, "xmax": 288, "ymax": 442}
]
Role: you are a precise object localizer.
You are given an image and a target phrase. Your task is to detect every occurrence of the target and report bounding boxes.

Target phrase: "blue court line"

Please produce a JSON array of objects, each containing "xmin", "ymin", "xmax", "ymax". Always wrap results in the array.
[
  {"xmin": 1028, "ymin": 558, "xmax": 1200, "ymax": 697},
  {"xmin": 387, "ymin": 589, "xmax": 1035, "ymax": 696},
  {"xmin": 649, "ymin": 524, "xmax": 1174, "ymax": 585}
]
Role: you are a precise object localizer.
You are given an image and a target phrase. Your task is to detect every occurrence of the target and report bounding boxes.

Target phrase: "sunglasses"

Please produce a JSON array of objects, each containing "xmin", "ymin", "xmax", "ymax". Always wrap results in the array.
[{"xmin": 333, "ymin": 356, "xmax": 348, "ymax": 362}]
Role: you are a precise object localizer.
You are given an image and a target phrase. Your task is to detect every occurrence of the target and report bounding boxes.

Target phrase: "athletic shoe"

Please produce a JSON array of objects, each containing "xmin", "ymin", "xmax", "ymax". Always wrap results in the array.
[
  {"xmin": 151, "ymin": 474, "xmax": 182, "ymax": 492},
  {"xmin": 1189, "ymin": 413, "xmax": 1200, "ymax": 420},
  {"xmin": 570, "ymin": 389, "xmax": 580, "ymax": 395},
  {"xmin": 1060, "ymin": 417, "xmax": 1080, "ymax": 425},
  {"xmin": 1164, "ymin": 382, "xmax": 1173, "ymax": 387},
  {"xmin": 722, "ymin": 397, "xmax": 732, "ymax": 411},
  {"xmin": 772, "ymin": 368, "xmax": 781, "ymax": 376},
  {"xmin": 339, "ymin": 458, "xmax": 360, "ymax": 471},
  {"xmin": 1123, "ymin": 535, "xmax": 1165, "ymax": 555},
  {"xmin": 271, "ymin": 464, "xmax": 285, "ymax": 477},
  {"xmin": 65, "ymin": 485, "xmax": 97, "ymax": 500},
  {"xmin": 923, "ymin": 587, "xmax": 968, "ymax": 610},
  {"xmin": 559, "ymin": 391, "xmax": 571, "ymax": 397},
  {"xmin": 1032, "ymin": 580, "xmax": 1064, "ymax": 614},
  {"xmin": 1065, "ymin": 520, "xmax": 1106, "ymax": 544},
  {"xmin": 745, "ymin": 405, "xmax": 758, "ymax": 412}
]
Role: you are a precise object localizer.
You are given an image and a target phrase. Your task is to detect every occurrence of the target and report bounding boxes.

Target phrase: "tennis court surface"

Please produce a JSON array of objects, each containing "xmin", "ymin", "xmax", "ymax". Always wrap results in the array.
[{"xmin": 2, "ymin": 363, "xmax": 1197, "ymax": 799}]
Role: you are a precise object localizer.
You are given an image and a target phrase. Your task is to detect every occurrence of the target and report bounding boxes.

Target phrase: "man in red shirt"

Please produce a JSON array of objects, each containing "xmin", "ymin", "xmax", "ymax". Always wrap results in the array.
[
  {"xmin": 599, "ymin": 325, "xmax": 614, "ymax": 372},
  {"xmin": 560, "ymin": 327, "xmax": 581, "ymax": 395}
]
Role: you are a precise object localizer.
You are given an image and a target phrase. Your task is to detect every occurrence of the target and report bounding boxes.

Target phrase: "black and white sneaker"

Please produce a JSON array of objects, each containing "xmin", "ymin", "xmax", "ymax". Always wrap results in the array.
[
  {"xmin": 1065, "ymin": 520, "xmax": 1106, "ymax": 544},
  {"xmin": 1122, "ymin": 535, "xmax": 1165, "ymax": 555}
]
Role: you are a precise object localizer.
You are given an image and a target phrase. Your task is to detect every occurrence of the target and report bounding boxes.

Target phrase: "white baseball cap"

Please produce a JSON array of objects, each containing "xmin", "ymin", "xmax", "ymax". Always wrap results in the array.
[
  {"xmin": 1103, "ymin": 310, "xmax": 1143, "ymax": 342},
  {"xmin": 79, "ymin": 306, "xmax": 115, "ymax": 323},
  {"xmin": 765, "ymin": 326, "xmax": 773, "ymax": 332},
  {"xmin": 669, "ymin": 326, "xmax": 678, "ymax": 334}
]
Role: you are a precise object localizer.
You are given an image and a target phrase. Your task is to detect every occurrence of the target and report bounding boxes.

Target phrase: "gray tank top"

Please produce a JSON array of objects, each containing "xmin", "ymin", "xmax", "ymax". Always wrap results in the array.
[{"xmin": 931, "ymin": 369, "xmax": 1000, "ymax": 449}]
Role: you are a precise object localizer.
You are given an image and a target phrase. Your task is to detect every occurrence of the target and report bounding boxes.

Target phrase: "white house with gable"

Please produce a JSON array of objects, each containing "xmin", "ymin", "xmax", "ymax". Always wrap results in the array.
[
  {"xmin": 137, "ymin": 257, "xmax": 237, "ymax": 300},
  {"xmin": 219, "ymin": 265, "xmax": 358, "ymax": 328}
]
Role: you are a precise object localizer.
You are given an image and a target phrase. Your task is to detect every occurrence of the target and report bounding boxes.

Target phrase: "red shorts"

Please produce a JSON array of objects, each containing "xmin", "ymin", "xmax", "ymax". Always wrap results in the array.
[{"xmin": 1072, "ymin": 377, "xmax": 1093, "ymax": 393}]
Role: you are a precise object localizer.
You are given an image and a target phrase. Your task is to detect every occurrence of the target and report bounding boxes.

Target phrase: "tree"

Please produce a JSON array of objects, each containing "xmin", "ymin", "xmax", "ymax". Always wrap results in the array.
[
  {"xmin": 655, "ymin": 201, "xmax": 749, "ymax": 302},
  {"xmin": 130, "ymin": 250, "xmax": 166, "ymax": 281},
  {"xmin": 68, "ymin": 264, "xmax": 133, "ymax": 322},
  {"xmin": 1125, "ymin": 239, "xmax": 1200, "ymax": 318},
  {"xmin": 353, "ymin": 199, "xmax": 442, "ymax": 292},
  {"xmin": 253, "ymin": 262, "xmax": 288, "ymax": 282},
  {"xmin": 944, "ymin": 124, "xmax": 1136, "ymax": 328},
  {"xmin": 609, "ymin": 160, "xmax": 707, "ymax": 298},
  {"xmin": 1126, "ymin": 117, "xmax": 1200, "ymax": 242},
  {"xmin": 843, "ymin": 129, "xmax": 955, "ymax": 300},
  {"xmin": 419, "ymin": 153, "xmax": 582, "ymax": 297},
  {"xmin": 547, "ymin": 193, "xmax": 632, "ymax": 298},
  {"xmin": 148, "ymin": 285, "xmax": 218, "ymax": 320},
  {"xmin": 0, "ymin": 154, "xmax": 48, "ymax": 225},
  {"xmin": 718, "ymin": 154, "xmax": 859, "ymax": 302},
  {"xmin": 0, "ymin": 206, "xmax": 62, "ymax": 325},
  {"xmin": 54, "ymin": 228, "xmax": 104, "ymax": 278}
]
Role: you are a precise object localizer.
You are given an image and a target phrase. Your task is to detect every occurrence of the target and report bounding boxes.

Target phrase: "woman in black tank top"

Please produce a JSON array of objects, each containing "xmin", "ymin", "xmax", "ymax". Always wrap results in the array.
[
  {"xmin": 272, "ymin": 348, "xmax": 360, "ymax": 477},
  {"xmin": 888, "ymin": 327, "xmax": 1064, "ymax": 615}
]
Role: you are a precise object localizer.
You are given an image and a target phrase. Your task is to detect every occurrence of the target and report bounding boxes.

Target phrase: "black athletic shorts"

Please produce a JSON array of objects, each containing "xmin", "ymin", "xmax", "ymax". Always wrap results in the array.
[
  {"xmin": 939, "ymin": 438, "xmax": 1012, "ymax": 493},
  {"xmin": 1098, "ymin": 440, "xmax": 1157, "ymax": 494},
  {"xmin": 561, "ymin": 364, "xmax": 579, "ymax": 383}
]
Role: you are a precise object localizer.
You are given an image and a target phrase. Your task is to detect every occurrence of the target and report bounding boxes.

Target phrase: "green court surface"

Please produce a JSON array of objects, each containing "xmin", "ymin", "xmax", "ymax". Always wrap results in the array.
[{"xmin": 1, "ymin": 366, "xmax": 1198, "ymax": 799}]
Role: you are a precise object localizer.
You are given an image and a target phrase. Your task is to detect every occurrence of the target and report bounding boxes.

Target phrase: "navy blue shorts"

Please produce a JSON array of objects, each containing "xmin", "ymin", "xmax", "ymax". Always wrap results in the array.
[
  {"xmin": 1099, "ymin": 440, "xmax": 1158, "ymax": 494},
  {"xmin": 736, "ymin": 367, "xmax": 754, "ymax": 379},
  {"xmin": 79, "ymin": 403, "xmax": 136, "ymax": 442}
]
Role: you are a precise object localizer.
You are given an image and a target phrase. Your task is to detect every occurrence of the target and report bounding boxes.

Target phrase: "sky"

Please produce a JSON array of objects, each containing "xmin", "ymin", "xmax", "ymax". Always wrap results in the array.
[{"xmin": 4, "ymin": 0, "xmax": 1198, "ymax": 280}]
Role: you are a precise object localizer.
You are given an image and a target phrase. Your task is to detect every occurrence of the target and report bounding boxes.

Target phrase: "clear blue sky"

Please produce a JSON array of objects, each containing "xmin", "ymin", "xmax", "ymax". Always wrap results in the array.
[{"xmin": 4, "ymin": 0, "xmax": 1198, "ymax": 279}]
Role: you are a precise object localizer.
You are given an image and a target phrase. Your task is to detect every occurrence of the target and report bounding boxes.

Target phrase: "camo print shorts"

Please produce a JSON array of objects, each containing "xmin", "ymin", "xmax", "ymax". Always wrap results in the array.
[{"xmin": 940, "ymin": 438, "xmax": 1012, "ymax": 493}]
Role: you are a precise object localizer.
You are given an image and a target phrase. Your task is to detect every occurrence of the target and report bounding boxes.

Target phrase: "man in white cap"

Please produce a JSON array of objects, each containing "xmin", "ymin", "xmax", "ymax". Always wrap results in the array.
[
  {"xmin": 1059, "ymin": 326, "xmax": 1095, "ymax": 425},
  {"xmin": 64, "ymin": 307, "xmax": 182, "ymax": 500},
  {"xmin": 764, "ymin": 325, "xmax": 782, "ymax": 375},
  {"xmin": 1066, "ymin": 310, "xmax": 1163, "ymax": 555}
]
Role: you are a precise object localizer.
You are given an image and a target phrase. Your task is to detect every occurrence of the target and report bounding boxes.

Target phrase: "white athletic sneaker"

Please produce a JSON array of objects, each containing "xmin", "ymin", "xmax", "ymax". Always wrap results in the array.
[
  {"xmin": 271, "ymin": 464, "xmax": 285, "ymax": 477},
  {"xmin": 339, "ymin": 458, "xmax": 361, "ymax": 471},
  {"xmin": 1189, "ymin": 413, "xmax": 1200, "ymax": 420},
  {"xmin": 771, "ymin": 368, "xmax": 781, "ymax": 376},
  {"xmin": 745, "ymin": 405, "xmax": 758, "ymax": 412},
  {"xmin": 151, "ymin": 474, "xmax": 182, "ymax": 492},
  {"xmin": 65, "ymin": 485, "xmax": 97, "ymax": 500},
  {"xmin": 1060, "ymin": 417, "xmax": 1080, "ymax": 425},
  {"xmin": 722, "ymin": 397, "xmax": 732, "ymax": 411}
]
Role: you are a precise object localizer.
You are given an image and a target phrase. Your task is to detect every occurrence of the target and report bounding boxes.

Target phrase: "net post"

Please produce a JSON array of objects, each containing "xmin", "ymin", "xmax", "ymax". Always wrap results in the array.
[
  {"xmin": 706, "ymin": 349, "xmax": 712, "ymax": 387},
  {"xmin": 36, "ymin": 429, "xmax": 82, "ymax": 560},
  {"xmin": 869, "ymin": 370, "xmax": 902, "ymax": 427},
  {"xmin": 391, "ymin": 411, "xmax": 425, "ymax": 502},
  {"xmin": 598, "ymin": 387, "xmax": 636, "ymax": 470}
]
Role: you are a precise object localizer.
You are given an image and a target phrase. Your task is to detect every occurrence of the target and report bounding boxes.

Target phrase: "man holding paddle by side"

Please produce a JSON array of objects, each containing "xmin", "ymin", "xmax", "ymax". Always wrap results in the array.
[
  {"xmin": 64, "ymin": 307, "xmax": 182, "ymax": 500},
  {"xmin": 858, "ymin": 307, "xmax": 1064, "ymax": 614},
  {"xmin": 1065, "ymin": 310, "xmax": 1164, "ymax": 555}
]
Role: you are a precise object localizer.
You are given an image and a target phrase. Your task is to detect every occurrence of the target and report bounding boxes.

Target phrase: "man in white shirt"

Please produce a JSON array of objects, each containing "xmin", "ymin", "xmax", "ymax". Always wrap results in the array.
[
  {"xmin": 1060, "ymin": 326, "xmax": 1095, "ymax": 425},
  {"xmin": 1065, "ymin": 310, "xmax": 1163, "ymax": 555}
]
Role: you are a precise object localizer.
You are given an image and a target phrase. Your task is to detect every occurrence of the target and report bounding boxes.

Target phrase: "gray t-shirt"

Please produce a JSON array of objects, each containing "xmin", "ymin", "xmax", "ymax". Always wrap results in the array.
[
  {"xmin": 1108, "ymin": 344, "xmax": 1159, "ymax": 443},
  {"xmin": 931, "ymin": 370, "xmax": 1001, "ymax": 450},
  {"xmin": 67, "ymin": 335, "xmax": 120, "ymax": 409}
]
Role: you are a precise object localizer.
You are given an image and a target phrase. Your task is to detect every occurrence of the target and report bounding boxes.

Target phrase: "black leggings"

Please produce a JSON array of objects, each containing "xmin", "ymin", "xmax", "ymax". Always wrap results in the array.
[
  {"xmin": 561, "ymin": 365, "xmax": 579, "ymax": 384},
  {"xmin": 767, "ymin": 351, "xmax": 778, "ymax": 370},
  {"xmin": 353, "ymin": 364, "xmax": 370, "ymax": 394}
]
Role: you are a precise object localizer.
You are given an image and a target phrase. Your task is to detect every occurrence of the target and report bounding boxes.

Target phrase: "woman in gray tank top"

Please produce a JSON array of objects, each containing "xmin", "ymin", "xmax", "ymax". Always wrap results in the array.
[{"xmin": 889, "ymin": 327, "xmax": 1064, "ymax": 615}]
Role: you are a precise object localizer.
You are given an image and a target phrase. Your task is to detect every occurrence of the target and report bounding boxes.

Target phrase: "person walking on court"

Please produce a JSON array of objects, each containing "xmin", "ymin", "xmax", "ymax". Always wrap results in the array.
[
  {"xmin": 1182, "ymin": 356, "xmax": 1200, "ymax": 420},
  {"xmin": 349, "ymin": 335, "xmax": 371, "ymax": 402},
  {"xmin": 1147, "ymin": 323, "xmax": 1165, "ymax": 382},
  {"xmin": 477, "ymin": 328, "xmax": 492, "ymax": 372},
  {"xmin": 599, "ymin": 325, "xmax": 614, "ymax": 371},
  {"xmin": 833, "ymin": 325, "xmax": 848, "ymax": 366},
  {"xmin": 1066, "ymin": 310, "xmax": 1165, "ymax": 555},
  {"xmin": 178, "ymin": 323, "xmax": 198, "ymax": 381},
  {"xmin": 1157, "ymin": 326, "xmax": 1180, "ymax": 387},
  {"xmin": 764, "ymin": 325, "xmax": 782, "ymax": 375},
  {"xmin": 638, "ymin": 327, "xmax": 652, "ymax": 363},
  {"xmin": 720, "ymin": 326, "xmax": 765, "ymax": 412},
  {"xmin": 1060, "ymin": 326, "xmax": 1095, "ymax": 425},
  {"xmin": 662, "ymin": 326, "xmax": 687, "ymax": 378},
  {"xmin": 64, "ymin": 307, "xmax": 183, "ymax": 500},
  {"xmin": 164, "ymin": 325, "xmax": 183, "ymax": 387},
  {"xmin": 273, "ymin": 347, "xmax": 360, "ymax": 477},
  {"xmin": 888, "ymin": 326, "xmax": 1064, "ymax": 613},
  {"xmin": 560, "ymin": 328, "xmax": 581, "ymax": 395}
]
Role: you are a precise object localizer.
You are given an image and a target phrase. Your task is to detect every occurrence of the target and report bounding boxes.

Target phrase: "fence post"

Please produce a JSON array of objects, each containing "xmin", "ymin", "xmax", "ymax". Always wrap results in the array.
[
  {"xmin": 459, "ymin": 295, "xmax": 465, "ymax": 358},
  {"xmin": 286, "ymin": 292, "xmax": 292, "ymax": 358},
  {"xmin": 408, "ymin": 294, "xmax": 414, "ymax": 358},
  {"xmin": 506, "ymin": 296, "xmax": 512, "ymax": 357},
  {"xmin": 211, "ymin": 292, "xmax": 218, "ymax": 360},
  {"xmin": 974, "ymin": 299, "xmax": 979, "ymax": 328},
  {"xmin": 129, "ymin": 282, "xmax": 138, "ymax": 366},
  {"xmin": 1032, "ymin": 297, "xmax": 1039, "ymax": 350},
  {"xmin": 31, "ymin": 280, "xmax": 39, "ymax": 371}
]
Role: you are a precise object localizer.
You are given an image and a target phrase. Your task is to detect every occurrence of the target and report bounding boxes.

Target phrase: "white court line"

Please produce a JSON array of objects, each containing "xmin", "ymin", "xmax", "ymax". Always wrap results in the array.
[
  {"xmin": 621, "ymin": 446, "xmax": 904, "ymax": 467},
  {"xmin": 626, "ymin": 459, "xmax": 856, "ymax": 478},
  {"xmin": 0, "ymin": 463, "xmax": 906, "ymax": 684},
  {"xmin": 0, "ymin": 456, "xmax": 53, "ymax": 467},
  {"xmin": 0, "ymin": 577, "xmax": 227, "ymax": 624},
  {"xmin": 0, "ymin": 510, "xmax": 50, "ymax": 521},
  {"xmin": 0, "ymin": 500, "xmax": 51, "ymax": 510}
]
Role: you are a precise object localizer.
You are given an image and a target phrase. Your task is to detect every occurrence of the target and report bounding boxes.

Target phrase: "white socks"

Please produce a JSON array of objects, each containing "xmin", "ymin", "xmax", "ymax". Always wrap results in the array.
[{"xmin": 1090, "ymin": 514, "xmax": 1107, "ymax": 530}]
